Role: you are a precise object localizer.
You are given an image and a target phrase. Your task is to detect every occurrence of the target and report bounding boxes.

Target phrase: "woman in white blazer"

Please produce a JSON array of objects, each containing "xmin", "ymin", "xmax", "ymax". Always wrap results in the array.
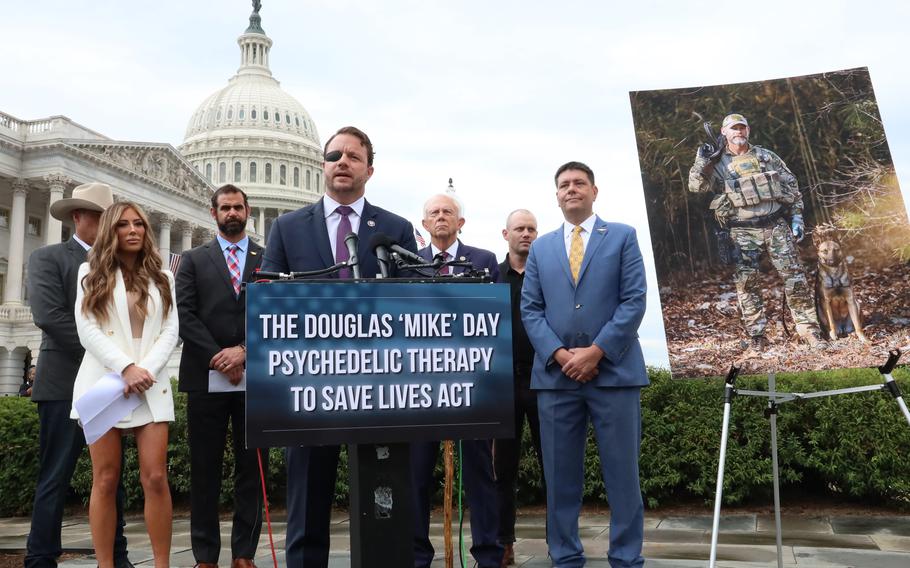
[{"xmin": 72, "ymin": 201, "xmax": 178, "ymax": 568}]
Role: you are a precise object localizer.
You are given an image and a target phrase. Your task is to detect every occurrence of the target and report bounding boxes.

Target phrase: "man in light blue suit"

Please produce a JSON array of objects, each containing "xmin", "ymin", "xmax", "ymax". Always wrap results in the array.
[{"xmin": 521, "ymin": 161, "xmax": 648, "ymax": 568}]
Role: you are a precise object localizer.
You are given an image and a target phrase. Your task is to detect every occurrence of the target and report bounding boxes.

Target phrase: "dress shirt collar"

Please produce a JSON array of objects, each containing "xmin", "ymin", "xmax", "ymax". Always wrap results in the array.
[
  {"xmin": 73, "ymin": 234, "xmax": 91, "ymax": 251},
  {"xmin": 217, "ymin": 234, "xmax": 249, "ymax": 254},
  {"xmin": 323, "ymin": 194, "xmax": 365, "ymax": 219},
  {"xmin": 430, "ymin": 240, "xmax": 459, "ymax": 260},
  {"xmin": 563, "ymin": 214, "xmax": 597, "ymax": 241}
]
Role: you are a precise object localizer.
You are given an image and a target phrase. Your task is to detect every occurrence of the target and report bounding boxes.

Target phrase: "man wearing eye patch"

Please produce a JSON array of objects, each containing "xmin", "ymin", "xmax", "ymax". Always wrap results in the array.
[{"xmin": 262, "ymin": 126, "xmax": 418, "ymax": 567}]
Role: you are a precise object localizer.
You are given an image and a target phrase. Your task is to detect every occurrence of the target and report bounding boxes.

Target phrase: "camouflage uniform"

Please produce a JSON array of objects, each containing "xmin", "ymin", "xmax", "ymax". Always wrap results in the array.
[{"xmin": 689, "ymin": 143, "xmax": 822, "ymax": 340}]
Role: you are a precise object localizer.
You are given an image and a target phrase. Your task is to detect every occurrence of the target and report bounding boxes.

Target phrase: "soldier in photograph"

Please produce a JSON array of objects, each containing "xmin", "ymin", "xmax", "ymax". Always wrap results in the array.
[{"xmin": 688, "ymin": 113, "xmax": 827, "ymax": 350}]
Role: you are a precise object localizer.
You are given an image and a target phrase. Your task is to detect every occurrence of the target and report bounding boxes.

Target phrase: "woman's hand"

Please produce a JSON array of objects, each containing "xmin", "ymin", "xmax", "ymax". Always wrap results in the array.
[{"xmin": 121, "ymin": 364, "xmax": 156, "ymax": 397}]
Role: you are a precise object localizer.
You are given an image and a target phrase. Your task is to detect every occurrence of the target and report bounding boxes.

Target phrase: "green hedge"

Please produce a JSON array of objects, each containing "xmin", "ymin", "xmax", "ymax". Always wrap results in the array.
[{"xmin": 2, "ymin": 368, "xmax": 909, "ymax": 515}]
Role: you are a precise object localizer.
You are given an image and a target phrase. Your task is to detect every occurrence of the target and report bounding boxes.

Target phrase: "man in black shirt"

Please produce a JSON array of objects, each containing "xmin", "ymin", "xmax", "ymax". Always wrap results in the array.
[{"xmin": 494, "ymin": 209, "xmax": 545, "ymax": 566}]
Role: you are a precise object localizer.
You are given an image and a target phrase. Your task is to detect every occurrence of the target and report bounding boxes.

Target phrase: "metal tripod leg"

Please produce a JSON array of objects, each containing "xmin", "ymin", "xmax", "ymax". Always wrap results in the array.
[
  {"xmin": 884, "ymin": 374, "xmax": 910, "ymax": 426},
  {"xmin": 879, "ymin": 349, "xmax": 910, "ymax": 427},
  {"xmin": 709, "ymin": 365, "xmax": 739, "ymax": 568},
  {"xmin": 768, "ymin": 373, "xmax": 783, "ymax": 568}
]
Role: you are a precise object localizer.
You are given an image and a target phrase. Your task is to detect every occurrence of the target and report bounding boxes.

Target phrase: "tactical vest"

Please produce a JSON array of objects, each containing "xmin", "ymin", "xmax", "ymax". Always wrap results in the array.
[
  {"xmin": 706, "ymin": 148, "xmax": 798, "ymax": 225},
  {"xmin": 717, "ymin": 151, "xmax": 791, "ymax": 207}
]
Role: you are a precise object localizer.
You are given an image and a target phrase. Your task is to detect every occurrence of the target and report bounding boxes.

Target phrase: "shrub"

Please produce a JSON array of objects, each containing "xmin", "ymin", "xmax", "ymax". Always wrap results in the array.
[
  {"xmin": 0, "ymin": 396, "xmax": 41, "ymax": 515},
  {"xmin": 2, "ymin": 368, "xmax": 908, "ymax": 515}
]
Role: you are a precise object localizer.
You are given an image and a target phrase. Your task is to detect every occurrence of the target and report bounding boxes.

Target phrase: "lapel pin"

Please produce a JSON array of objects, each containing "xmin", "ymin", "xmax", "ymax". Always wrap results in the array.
[
  {"xmin": 249, "ymin": 251, "xmax": 258, "ymax": 256},
  {"xmin": 596, "ymin": 228, "xmax": 607, "ymax": 233},
  {"xmin": 459, "ymin": 256, "xmax": 466, "ymax": 261},
  {"xmin": 367, "ymin": 219, "xmax": 376, "ymax": 227}
]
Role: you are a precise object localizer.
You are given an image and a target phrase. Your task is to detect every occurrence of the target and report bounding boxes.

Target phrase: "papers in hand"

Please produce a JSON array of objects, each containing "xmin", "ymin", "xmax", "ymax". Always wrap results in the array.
[
  {"xmin": 74, "ymin": 372, "xmax": 142, "ymax": 445},
  {"xmin": 209, "ymin": 369, "xmax": 246, "ymax": 392}
]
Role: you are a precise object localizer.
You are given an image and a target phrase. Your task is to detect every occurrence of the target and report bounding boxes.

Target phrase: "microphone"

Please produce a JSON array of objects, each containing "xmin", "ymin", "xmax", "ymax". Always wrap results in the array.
[
  {"xmin": 392, "ymin": 243, "xmax": 429, "ymax": 265},
  {"xmin": 370, "ymin": 234, "xmax": 425, "ymax": 265},
  {"xmin": 368, "ymin": 234, "xmax": 391, "ymax": 278},
  {"xmin": 343, "ymin": 232, "xmax": 361, "ymax": 278}
]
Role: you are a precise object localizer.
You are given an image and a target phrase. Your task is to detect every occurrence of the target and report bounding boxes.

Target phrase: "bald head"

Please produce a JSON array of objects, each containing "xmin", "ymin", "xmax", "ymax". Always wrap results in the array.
[{"xmin": 503, "ymin": 209, "xmax": 538, "ymax": 258}]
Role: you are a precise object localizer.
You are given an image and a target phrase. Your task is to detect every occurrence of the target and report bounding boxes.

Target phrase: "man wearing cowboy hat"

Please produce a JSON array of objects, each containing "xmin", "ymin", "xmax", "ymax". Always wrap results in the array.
[{"xmin": 26, "ymin": 182, "xmax": 133, "ymax": 568}]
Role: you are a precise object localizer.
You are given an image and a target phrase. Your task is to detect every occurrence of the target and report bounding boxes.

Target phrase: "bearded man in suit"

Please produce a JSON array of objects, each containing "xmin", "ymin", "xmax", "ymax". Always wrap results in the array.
[
  {"xmin": 262, "ymin": 126, "xmax": 417, "ymax": 568},
  {"xmin": 521, "ymin": 161, "xmax": 648, "ymax": 568},
  {"xmin": 177, "ymin": 184, "xmax": 266, "ymax": 568}
]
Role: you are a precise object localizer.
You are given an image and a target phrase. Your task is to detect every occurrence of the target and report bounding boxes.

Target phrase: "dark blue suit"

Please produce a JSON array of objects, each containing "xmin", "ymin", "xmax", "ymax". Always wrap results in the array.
[
  {"xmin": 521, "ymin": 218, "xmax": 648, "ymax": 568},
  {"xmin": 262, "ymin": 198, "xmax": 417, "ymax": 568},
  {"xmin": 410, "ymin": 241, "xmax": 503, "ymax": 568}
]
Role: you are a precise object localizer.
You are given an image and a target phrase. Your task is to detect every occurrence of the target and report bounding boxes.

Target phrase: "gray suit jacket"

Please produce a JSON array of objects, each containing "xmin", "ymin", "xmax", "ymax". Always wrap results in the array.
[{"xmin": 27, "ymin": 238, "xmax": 88, "ymax": 401}]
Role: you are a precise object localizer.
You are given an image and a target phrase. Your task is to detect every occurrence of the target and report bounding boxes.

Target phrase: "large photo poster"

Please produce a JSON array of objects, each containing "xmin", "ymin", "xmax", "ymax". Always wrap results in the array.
[{"xmin": 631, "ymin": 67, "xmax": 910, "ymax": 378}]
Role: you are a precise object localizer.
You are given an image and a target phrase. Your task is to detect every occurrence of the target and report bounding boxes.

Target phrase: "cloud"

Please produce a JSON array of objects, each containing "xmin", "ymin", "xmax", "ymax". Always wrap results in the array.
[{"xmin": 4, "ymin": 0, "xmax": 910, "ymax": 368}]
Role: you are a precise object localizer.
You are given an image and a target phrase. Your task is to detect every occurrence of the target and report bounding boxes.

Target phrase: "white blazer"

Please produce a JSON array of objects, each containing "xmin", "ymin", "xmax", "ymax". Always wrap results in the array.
[{"xmin": 71, "ymin": 263, "xmax": 179, "ymax": 423}]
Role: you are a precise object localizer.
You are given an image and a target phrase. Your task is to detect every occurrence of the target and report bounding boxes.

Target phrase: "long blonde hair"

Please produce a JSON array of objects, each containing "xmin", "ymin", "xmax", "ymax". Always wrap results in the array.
[{"xmin": 81, "ymin": 202, "xmax": 173, "ymax": 323}]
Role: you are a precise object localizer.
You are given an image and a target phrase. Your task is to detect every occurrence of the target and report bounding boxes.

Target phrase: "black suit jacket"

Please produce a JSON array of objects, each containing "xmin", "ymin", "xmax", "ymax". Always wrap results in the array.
[
  {"xmin": 262, "ymin": 198, "xmax": 418, "ymax": 276},
  {"xmin": 176, "ymin": 238, "xmax": 264, "ymax": 392},
  {"xmin": 418, "ymin": 240, "xmax": 501, "ymax": 281},
  {"xmin": 27, "ymin": 238, "xmax": 88, "ymax": 401}
]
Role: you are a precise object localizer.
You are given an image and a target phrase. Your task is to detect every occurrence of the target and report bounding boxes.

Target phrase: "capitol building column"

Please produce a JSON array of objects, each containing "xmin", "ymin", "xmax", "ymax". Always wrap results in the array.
[
  {"xmin": 158, "ymin": 215, "xmax": 173, "ymax": 260},
  {"xmin": 258, "ymin": 207, "xmax": 265, "ymax": 242},
  {"xmin": 44, "ymin": 173, "xmax": 69, "ymax": 245},
  {"xmin": 181, "ymin": 222, "xmax": 194, "ymax": 252},
  {"xmin": 0, "ymin": 348, "xmax": 28, "ymax": 394},
  {"xmin": 3, "ymin": 179, "xmax": 29, "ymax": 305}
]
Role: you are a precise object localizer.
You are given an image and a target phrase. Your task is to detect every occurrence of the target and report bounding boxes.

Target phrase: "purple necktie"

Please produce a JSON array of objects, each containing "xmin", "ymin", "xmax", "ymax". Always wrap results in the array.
[
  {"xmin": 335, "ymin": 205, "xmax": 354, "ymax": 279},
  {"xmin": 436, "ymin": 251, "xmax": 450, "ymax": 275}
]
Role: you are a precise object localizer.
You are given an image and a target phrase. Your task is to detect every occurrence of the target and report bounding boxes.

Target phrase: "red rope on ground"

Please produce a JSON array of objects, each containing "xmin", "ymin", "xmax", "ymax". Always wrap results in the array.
[{"xmin": 257, "ymin": 448, "xmax": 278, "ymax": 568}]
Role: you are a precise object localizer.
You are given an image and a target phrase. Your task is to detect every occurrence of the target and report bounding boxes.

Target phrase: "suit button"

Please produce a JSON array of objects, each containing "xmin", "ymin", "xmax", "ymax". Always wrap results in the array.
[{"xmin": 575, "ymin": 304, "xmax": 582, "ymax": 309}]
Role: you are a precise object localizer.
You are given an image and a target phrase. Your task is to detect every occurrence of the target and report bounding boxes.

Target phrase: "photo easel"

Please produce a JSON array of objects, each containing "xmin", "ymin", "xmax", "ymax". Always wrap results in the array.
[{"xmin": 708, "ymin": 348, "xmax": 910, "ymax": 568}]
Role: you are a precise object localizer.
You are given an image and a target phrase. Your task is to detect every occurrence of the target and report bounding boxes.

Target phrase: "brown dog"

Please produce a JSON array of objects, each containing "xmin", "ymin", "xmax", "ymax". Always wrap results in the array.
[{"xmin": 813, "ymin": 225, "xmax": 868, "ymax": 342}]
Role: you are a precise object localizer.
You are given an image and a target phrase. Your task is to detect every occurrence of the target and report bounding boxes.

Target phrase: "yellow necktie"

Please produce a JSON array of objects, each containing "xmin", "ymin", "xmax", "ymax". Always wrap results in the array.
[{"xmin": 569, "ymin": 225, "xmax": 584, "ymax": 282}]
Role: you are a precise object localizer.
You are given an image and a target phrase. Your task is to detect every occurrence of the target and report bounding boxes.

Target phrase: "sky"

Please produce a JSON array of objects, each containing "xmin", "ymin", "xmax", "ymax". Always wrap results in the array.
[{"xmin": 5, "ymin": 0, "xmax": 910, "ymax": 368}]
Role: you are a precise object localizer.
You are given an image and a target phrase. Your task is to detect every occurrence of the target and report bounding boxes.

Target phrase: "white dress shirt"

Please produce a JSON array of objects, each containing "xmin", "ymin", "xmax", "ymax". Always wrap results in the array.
[
  {"xmin": 73, "ymin": 233, "xmax": 91, "ymax": 251},
  {"xmin": 562, "ymin": 214, "xmax": 597, "ymax": 257},
  {"xmin": 429, "ymin": 240, "xmax": 459, "ymax": 260},
  {"xmin": 323, "ymin": 194, "xmax": 365, "ymax": 259}
]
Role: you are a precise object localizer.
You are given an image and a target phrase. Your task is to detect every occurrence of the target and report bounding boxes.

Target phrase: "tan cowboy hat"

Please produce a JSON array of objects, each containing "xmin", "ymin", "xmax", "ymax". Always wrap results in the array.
[{"xmin": 49, "ymin": 182, "xmax": 114, "ymax": 221}]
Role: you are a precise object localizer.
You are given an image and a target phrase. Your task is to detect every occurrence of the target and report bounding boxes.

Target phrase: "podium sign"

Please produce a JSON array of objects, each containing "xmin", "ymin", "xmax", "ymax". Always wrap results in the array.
[{"xmin": 245, "ymin": 280, "xmax": 514, "ymax": 447}]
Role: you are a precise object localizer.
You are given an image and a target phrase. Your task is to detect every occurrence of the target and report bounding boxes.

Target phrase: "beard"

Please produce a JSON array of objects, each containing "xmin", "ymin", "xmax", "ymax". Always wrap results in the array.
[
  {"xmin": 731, "ymin": 135, "xmax": 748, "ymax": 146},
  {"xmin": 219, "ymin": 218, "xmax": 246, "ymax": 236}
]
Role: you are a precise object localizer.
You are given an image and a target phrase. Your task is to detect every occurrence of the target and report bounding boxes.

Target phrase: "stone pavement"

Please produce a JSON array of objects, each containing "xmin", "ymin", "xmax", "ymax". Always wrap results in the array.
[{"xmin": 2, "ymin": 510, "xmax": 910, "ymax": 567}]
